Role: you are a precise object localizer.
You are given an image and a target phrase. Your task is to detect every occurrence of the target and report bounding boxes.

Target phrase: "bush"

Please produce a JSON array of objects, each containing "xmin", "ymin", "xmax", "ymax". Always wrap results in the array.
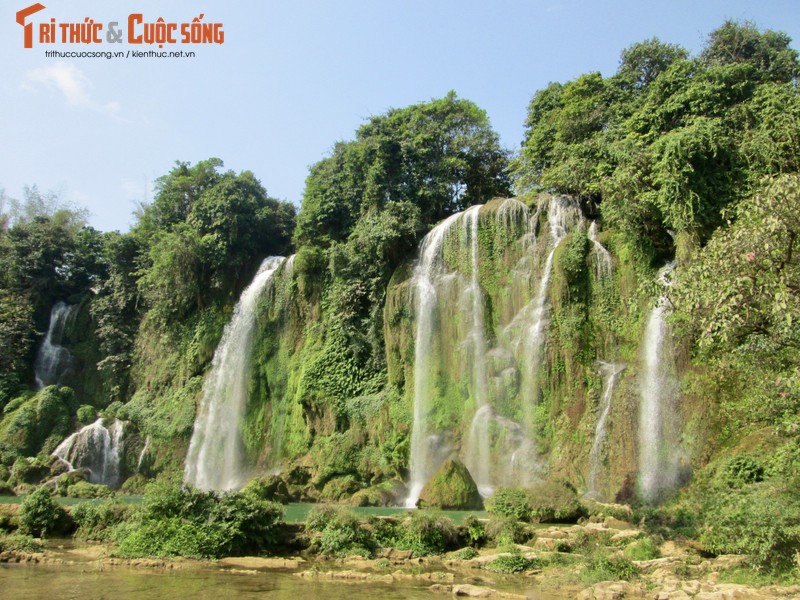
[
  {"xmin": 526, "ymin": 480, "xmax": 584, "ymax": 523},
  {"xmin": 485, "ymin": 488, "xmax": 530, "ymax": 521},
  {"xmin": 485, "ymin": 515, "xmax": 530, "ymax": 548},
  {"xmin": 305, "ymin": 506, "xmax": 375, "ymax": 558},
  {"xmin": 72, "ymin": 500, "xmax": 131, "ymax": 541},
  {"xmin": 112, "ymin": 481, "xmax": 284, "ymax": 559},
  {"xmin": 699, "ymin": 482, "xmax": 800, "ymax": 573},
  {"xmin": 67, "ymin": 481, "xmax": 113, "ymax": 499},
  {"xmin": 462, "ymin": 514, "xmax": 487, "ymax": 547},
  {"xmin": 18, "ymin": 487, "xmax": 66, "ymax": 537},
  {"xmin": 449, "ymin": 546, "xmax": 479, "ymax": 560},
  {"xmin": 584, "ymin": 553, "xmax": 640, "ymax": 582},
  {"xmin": 0, "ymin": 533, "xmax": 43, "ymax": 553},
  {"xmin": 395, "ymin": 511, "xmax": 458, "ymax": 556},
  {"xmin": 76, "ymin": 405, "xmax": 96, "ymax": 425},
  {"xmin": 484, "ymin": 554, "xmax": 536, "ymax": 573},
  {"xmin": 623, "ymin": 536, "xmax": 661, "ymax": 561}
]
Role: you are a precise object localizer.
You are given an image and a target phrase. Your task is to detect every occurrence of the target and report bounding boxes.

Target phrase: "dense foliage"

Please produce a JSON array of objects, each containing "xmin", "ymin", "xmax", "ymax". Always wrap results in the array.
[
  {"xmin": 112, "ymin": 480, "xmax": 284, "ymax": 559},
  {"xmin": 0, "ymin": 20, "xmax": 799, "ymax": 578}
]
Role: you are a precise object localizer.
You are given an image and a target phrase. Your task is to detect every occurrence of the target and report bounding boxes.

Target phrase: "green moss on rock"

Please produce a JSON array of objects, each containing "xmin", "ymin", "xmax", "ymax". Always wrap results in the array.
[{"xmin": 418, "ymin": 459, "xmax": 483, "ymax": 510}]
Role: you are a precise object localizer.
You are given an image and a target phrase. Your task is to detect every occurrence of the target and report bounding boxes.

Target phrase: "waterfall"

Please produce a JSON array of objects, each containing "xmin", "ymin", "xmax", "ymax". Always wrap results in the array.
[
  {"xmin": 638, "ymin": 262, "xmax": 682, "ymax": 503},
  {"xmin": 463, "ymin": 206, "xmax": 492, "ymax": 497},
  {"xmin": 405, "ymin": 212, "xmax": 462, "ymax": 508},
  {"xmin": 184, "ymin": 256, "xmax": 285, "ymax": 491},
  {"xmin": 588, "ymin": 221, "xmax": 612, "ymax": 279},
  {"xmin": 405, "ymin": 196, "xmax": 583, "ymax": 507},
  {"xmin": 34, "ymin": 301, "xmax": 79, "ymax": 389},
  {"xmin": 587, "ymin": 361, "xmax": 626, "ymax": 499},
  {"xmin": 504, "ymin": 196, "xmax": 581, "ymax": 486},
  {"xmin": 52, "ymin": 419, "xmax": 125, "ymax": 488},
  {"xmin": 137, "ymin": 435, "xmax": 151, "ymax": 472}
]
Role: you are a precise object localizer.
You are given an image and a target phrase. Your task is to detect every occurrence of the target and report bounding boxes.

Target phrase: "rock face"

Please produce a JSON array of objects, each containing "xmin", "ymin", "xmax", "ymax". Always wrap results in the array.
[{"xmin": 418, "ymin": 459, "xmax": 483, "ymax": 510}]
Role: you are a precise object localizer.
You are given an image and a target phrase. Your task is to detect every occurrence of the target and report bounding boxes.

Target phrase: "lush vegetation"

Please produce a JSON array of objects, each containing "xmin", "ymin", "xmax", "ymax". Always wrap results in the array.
[{"xmin": 0, "ymin": 20, "xmax": 798, "ymax": 581}]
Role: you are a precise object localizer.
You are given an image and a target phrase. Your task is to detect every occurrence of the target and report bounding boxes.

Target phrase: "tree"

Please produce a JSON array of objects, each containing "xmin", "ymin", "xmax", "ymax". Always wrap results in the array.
[
  {"xmin": 296, "ymin": 91, "xmax": 510, "ymax": 246},
  {"xmin": 675, "ymin": 174, "xmax": 800, "ymax": 351}
]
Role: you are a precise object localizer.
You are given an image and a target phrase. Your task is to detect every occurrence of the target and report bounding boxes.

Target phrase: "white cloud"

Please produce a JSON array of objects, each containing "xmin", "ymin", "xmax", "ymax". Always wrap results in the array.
[{"xmin": 23, "ymin": 62, "xmax": 120, "ymax": 117}]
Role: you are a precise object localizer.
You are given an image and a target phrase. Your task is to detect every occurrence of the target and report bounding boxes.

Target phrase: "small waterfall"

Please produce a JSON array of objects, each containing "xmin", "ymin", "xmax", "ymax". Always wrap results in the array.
[
  {"xmin": 34, "ymin": 302, "xmax": 79, "ymax": 389},
  {"xmin": 52, "ymin": 419, "xmax": 125, "ymax": 488},
  {"xmin": 638, "ymin": 262, "xmax": 682, "ymax": 503},
  {"xmin": 137, "ymin": 435, "xmax": 151, "ymax": 472},
  {"xmin": 184, "ymin": 256, "xmax": 285, "ymax": 491},
  {"xmin": 588, "ymin": 221, "xmax": 612, "ymax": 279},
  {"xmin": 463, "ymin": 206, "xmax": 493, "ymax": 497},
  {"xmin": 587, "ymin": 361, "xmax": 626, "ymax": 499}
]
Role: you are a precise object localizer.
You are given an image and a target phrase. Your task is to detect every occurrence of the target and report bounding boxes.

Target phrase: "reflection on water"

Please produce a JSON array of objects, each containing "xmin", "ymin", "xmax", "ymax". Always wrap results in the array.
[{"xmin": 2, "ymin": 564, "xmax": 436, "ymax": 600}]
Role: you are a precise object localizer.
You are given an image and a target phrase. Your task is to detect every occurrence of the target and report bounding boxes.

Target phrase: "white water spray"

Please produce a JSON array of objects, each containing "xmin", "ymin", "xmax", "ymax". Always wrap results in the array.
[
  {"xmin": 34, "ymin": 302, "xmax": 79, "ymax": 389},
  {"xmin": 638, "ymin": 262, "xmax": 682, "ymax": 503},
  {"xmin": 184, "ymin": 256, "xmax": 285, "ymax": 491},
  {"xmin": 587, "ymin": 361, "xmax": 626, "ymax": 498},
  {"xmin": 52, "ymin": 419, "xmax": 125, "ymax": 488}
]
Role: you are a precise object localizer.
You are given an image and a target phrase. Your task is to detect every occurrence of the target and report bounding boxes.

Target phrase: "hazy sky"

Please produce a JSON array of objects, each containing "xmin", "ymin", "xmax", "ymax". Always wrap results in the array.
[{"xmin": 2, "ymin": 0, "xmax": 798, "ymax": 232}]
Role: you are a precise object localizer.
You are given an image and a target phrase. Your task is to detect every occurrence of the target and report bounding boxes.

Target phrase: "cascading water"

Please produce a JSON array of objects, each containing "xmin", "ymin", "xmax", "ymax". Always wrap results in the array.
[
  {"xmin": 405, "ymin": 212, "xmax": 462, "ymax": 508},
  {"xmin": 405, "ymin": 197, "xmax": 583, "ymax": 506},
  {"xmin": 638, "ymin": 262, "xmax": 682, "ymax": 503},
  {"xmin": 588, "ymin": 221, "xmax": 613, "ymax": 279},
  {"xmin": 462, "ymin": 206, "xmax": 492, "ymax": 497},
  {"xmin": 137, "ymin": 435, "xmax": 151, "ymax": 472},
  {"xmin": 52, "ymin": 418, "xmax": 125, "ymax": 488},
  {"xmin": 34, "ymin": 301, "xmax": 79, "ymax": 389},
  {"xmin": 587, "ymin": 361, "xmax": 626, "ymax": 499},
  {"xmin": 184, "ymin": 256, "xmax": 286, "ymax": 491},
  {"xmin": 503, "ymin": 196, "xmax": 582, "ymax": 486}
]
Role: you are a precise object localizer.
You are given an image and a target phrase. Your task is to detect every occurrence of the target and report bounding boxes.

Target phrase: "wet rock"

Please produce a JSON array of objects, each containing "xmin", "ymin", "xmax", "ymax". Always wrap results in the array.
[
  {"xmin": 576, "ymin": 581, "xmax": 637, "ymax": 600},
  {"xmin": 609, "ymin": 529, "xmax": 641, "ymax": 543},
  {"xmin": 452, "ymin": 584, "xmax": 528, "ymax": 599},
  {"xmin": 603, "ymin": 517, "xmax": 633, "ymax": 530},
  {"xmin": 634, "ymin": 556, "xmax": 683, "ymax": 571},
  {"xmin": 218, "ymin": 556, "xmax": 305, "ymax": 570}
]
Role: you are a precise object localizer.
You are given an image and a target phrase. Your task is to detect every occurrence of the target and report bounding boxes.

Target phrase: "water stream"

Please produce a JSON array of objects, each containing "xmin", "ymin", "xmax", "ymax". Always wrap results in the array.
[
  {"xmin": 638, "ymin": 262, "xmax": 682, "ymax": 503},
  {"xmin": 34, "ymin": 302, "xmax": 79, "ymax": 389},
  {"xmin": 52, "ymin": 418, "xmax": 125, "ymax": 488},
  {"xmin": 184, "ymin": 257, "xmax": 286, "ymax": 491}
]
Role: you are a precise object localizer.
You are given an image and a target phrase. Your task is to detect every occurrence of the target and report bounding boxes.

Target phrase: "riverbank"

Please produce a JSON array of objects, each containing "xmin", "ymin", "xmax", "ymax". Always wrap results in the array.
[{"xmin": 3, "ymin": 519, "xmax": 800, "ymax": 600}]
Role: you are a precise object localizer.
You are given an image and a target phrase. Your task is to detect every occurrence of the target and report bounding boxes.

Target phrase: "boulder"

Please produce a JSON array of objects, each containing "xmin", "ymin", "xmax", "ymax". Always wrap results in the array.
[{"xmin": 418, "ymin": 459, "xmax": 483, "ymax": 510}]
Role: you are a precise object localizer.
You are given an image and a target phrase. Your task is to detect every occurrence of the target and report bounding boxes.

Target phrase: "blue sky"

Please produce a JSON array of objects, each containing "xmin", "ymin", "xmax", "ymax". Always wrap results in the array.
[{"xmin": 2, "ymin": 0, "xmax": 798, "ymax": 232}]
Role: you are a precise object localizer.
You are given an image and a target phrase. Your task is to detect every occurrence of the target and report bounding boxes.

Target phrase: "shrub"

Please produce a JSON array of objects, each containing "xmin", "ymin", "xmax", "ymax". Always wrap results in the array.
[
  {"xmin": 485, "ymin": 488, "xmax": 530, "ymax": 521},
  {"xmin": 76, "ymin": 405, "xmax": 96, "ymax": 425},
  {"xmin": 584, "ymin": 553, "xmax": 640, "ymax": 581},
  {"xmin": 365, "ymin": 515, "xmax": 399, "ymax": 548},
  {"xmin": 449, "ymin": 546, "xmax": 479, "ymax": 560},
  {"xmin": 18, "ymin": 487, "xmax": 66, "ymax": 537},
  {"xmin": 306, "ymin": 506, "xmax": 375, "ymax": 558},
  {"xmin": 526, "ymin": 480, "xmax": 584, "ymax": 523},
  {"xmin": 462, "ymin": 514, "xmax": 487, "ymax": 547},
  {"xmin": 0, "ymin": 533, "xmax": 43, "ymax": 553},
  {"xmin": 67, "ymin": 481, "xmax": 114, "ymax": 499},
  {"xmin": 112, "ymin": 481, "xmax": 284, "ymax": 559},
  {"xmin": 699, "ymin": 482, "xmax": 800, "ymax": 573},
  {"xmin": 72, "ymin": 500, "xmax": 131, "ymax": 541},
  {"xmin": 484, "ymin": 554, "xmax": 536, "ymax": 573},
  {"xmin": 485, "ymin": 515, "xmax": 530, "ymax": 548},
  {"xmin": 623, "ymin": 536, "xmax": 661, "ymax": 561},
  {"xmin": 395, "ymin": 511, "xmax": 458, "ymax": 556},
  {"xmin": 723, "ymin": 456, "xmax": 764, "ymax": 487}
]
